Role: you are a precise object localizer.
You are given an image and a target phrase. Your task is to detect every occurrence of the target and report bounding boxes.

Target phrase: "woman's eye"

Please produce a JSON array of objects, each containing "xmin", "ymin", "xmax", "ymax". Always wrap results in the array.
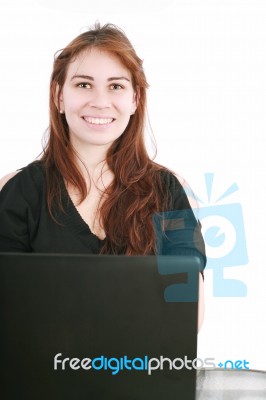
[
  {"xmin": 110, "ymin": 83, "xmax": 123, "ymax": 90},
  {"xmin": 77, "ymin": 82, "xmax": 91, "ymax": 89}
]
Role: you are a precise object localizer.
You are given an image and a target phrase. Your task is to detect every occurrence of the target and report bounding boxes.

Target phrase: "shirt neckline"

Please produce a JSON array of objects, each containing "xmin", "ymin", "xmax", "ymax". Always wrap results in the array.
[{"xmin": 59, "ymin": 179, "xmax": 106, "ymax": 251}]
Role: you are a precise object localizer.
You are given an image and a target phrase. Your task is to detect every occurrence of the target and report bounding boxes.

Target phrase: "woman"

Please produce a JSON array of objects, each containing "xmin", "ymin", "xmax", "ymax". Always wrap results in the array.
[{"xmin": 0, "ymin": 23, "xmax": 205, "ymax": 326}]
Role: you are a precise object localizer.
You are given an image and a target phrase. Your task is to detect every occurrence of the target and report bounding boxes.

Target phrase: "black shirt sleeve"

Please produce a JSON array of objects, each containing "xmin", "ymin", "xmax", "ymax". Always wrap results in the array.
[
  {"xmin": 154, "ymin": 171, "xmax": 206, "ymax": 271},
  {"xmin": 0, "ymin": 163, "xmax": 43, "ymax": 252}
]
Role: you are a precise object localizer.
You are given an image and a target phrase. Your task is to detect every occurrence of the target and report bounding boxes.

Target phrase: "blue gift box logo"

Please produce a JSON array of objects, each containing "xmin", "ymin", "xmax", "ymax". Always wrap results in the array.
[
  {"xmin": 190, "ymin": 173, "xmax": 249, "ymax": 297},
  {"xmin": 153, "ymin": 173, "xmax": 249, "ymax": 299}
]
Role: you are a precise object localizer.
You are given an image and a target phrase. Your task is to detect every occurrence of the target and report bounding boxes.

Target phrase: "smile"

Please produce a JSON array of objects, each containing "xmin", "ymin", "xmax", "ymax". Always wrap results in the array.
[{"xmin": 82, "ymin": 117, "xmax": 114, "ymax": 125}]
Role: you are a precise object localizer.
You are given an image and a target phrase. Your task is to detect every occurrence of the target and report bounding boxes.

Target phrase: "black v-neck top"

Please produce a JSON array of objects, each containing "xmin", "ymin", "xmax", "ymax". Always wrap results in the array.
[{"xmin": 0, "ymin": 161, "xmax": 206, "ymax": 269}]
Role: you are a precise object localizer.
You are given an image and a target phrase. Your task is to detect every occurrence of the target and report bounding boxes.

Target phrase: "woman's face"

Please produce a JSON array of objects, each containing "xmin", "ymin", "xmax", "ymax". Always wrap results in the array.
[{"xmin": 58, "ymin": 48, "xmax": 137, "ymax": 151}]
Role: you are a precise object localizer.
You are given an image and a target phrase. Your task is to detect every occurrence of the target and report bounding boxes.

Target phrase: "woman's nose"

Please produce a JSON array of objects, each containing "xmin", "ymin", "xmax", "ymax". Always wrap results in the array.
[{"xmin": 87, "ymin": 89, "xmax": 111, "ymax": 109}]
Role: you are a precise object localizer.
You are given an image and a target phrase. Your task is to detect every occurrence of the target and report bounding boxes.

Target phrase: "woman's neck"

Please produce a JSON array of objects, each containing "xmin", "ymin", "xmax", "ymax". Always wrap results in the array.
[{"xmin": 72, "ymin": 142, "xmax": 113, "ymax": 190}]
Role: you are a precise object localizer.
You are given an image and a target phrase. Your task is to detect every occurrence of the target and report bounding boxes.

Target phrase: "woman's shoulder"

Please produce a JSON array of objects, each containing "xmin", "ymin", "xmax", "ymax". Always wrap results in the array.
[
  {"xmin": 154, "ymin": 166, "xmax": 198, "ymax": 211},
  {"xmin": 155, "ymin": 166, "xmax": 185, "ymax": 193},
  {"xmin": 0, "ymin": 160, "xmax": 45, "ymax": 192},
  {"xmin": 0, "ymin": 171, "xmax": 20, "ymax": 191}
]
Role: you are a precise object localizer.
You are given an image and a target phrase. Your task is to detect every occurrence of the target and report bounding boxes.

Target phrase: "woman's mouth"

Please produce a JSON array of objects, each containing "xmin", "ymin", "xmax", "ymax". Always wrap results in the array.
[{"xmin": 82, "ymin": 116, "xmax": 114, "ymax": 125}]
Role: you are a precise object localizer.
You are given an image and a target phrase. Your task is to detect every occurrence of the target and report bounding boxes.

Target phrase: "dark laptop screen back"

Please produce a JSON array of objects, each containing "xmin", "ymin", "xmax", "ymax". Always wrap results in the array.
[{"xmin": 0, "ymin": 254, "xmax": 200, "ymax": 400}]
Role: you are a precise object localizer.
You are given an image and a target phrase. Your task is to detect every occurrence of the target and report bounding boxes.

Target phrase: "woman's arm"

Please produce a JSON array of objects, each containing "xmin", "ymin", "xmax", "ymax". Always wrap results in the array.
[
  {"xmin": 0, "ymin": 164, "xmax": 43, "ymax": 252},
  {"xmin": 0, "ymin": 171, "xmax": 19, "ymax": 191},
  {"xmin": 198, "ymin": 272, "xmax": 205, "ymax": 331},
  {"xmin": 158, "ymin": 170, "xmax": 207, "ymax": 331}
]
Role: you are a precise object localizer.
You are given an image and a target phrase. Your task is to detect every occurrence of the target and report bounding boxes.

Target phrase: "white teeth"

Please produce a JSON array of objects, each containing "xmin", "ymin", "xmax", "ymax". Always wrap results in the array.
[{"xmin": 83, "ymin": 117, "xmax": 113, "ymax": 125}]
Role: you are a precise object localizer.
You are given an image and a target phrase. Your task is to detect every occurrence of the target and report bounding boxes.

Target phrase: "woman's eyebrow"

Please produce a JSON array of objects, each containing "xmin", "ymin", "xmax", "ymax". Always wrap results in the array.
[
  {"xmin": 71, "ymin": 74, "xmax": 94, "ymax": 81},
  {"xmin": 71, "ymin": 74, "xmax": 130, "ymax": 82},
  {"xmin": 107, "ymin": 76, "xmax": 130, "ymax": 82}
]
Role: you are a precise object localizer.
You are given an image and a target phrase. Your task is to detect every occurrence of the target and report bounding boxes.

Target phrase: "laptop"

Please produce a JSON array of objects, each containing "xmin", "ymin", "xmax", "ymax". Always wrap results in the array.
[{"xmin": 0, "ymin": 253, "xmax": 201, "ymax": 400}]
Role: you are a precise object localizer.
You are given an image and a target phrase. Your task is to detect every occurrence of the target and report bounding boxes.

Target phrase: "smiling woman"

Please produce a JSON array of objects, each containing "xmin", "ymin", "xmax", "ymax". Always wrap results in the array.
[
  {"xmin": 58, "ymin": 48, "xmax": 137, "ymax": 152},
  {"xmin": 0, "ymin": 23, "xmax": 206, "ymax": 322}
]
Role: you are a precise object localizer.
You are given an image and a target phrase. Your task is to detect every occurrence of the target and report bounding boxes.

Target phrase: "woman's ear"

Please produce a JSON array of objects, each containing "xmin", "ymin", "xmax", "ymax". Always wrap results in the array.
[
  {"xmin": 54, "ymin": 83, "xmax": 64, "ymax": 114},
  {"xmin": 131, "ymin": 105, "xmax": 137, "ymax": 115},
  {"xmin": 131, "ymin": 87, "xmax": 139, "ymax": 115}
]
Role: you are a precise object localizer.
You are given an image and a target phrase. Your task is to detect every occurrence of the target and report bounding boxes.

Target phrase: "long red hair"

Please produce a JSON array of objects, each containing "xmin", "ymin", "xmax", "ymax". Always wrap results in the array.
[{"xmin": 42, "ymin": 23, "xmax": 171, "ymax": 255}]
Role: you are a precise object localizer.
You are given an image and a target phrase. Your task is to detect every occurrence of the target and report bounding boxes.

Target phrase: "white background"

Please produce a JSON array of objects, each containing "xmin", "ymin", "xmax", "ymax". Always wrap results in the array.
[{"xmin": 1, "ymin": 0, "xmax": 265, "ymax": 370}]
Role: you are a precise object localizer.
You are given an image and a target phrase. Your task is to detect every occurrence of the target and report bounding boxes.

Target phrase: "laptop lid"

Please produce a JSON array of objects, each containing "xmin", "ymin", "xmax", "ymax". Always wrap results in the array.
[{"xmin": 0, "ymin": 253, "xmax": 200, "ymax": 400}]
